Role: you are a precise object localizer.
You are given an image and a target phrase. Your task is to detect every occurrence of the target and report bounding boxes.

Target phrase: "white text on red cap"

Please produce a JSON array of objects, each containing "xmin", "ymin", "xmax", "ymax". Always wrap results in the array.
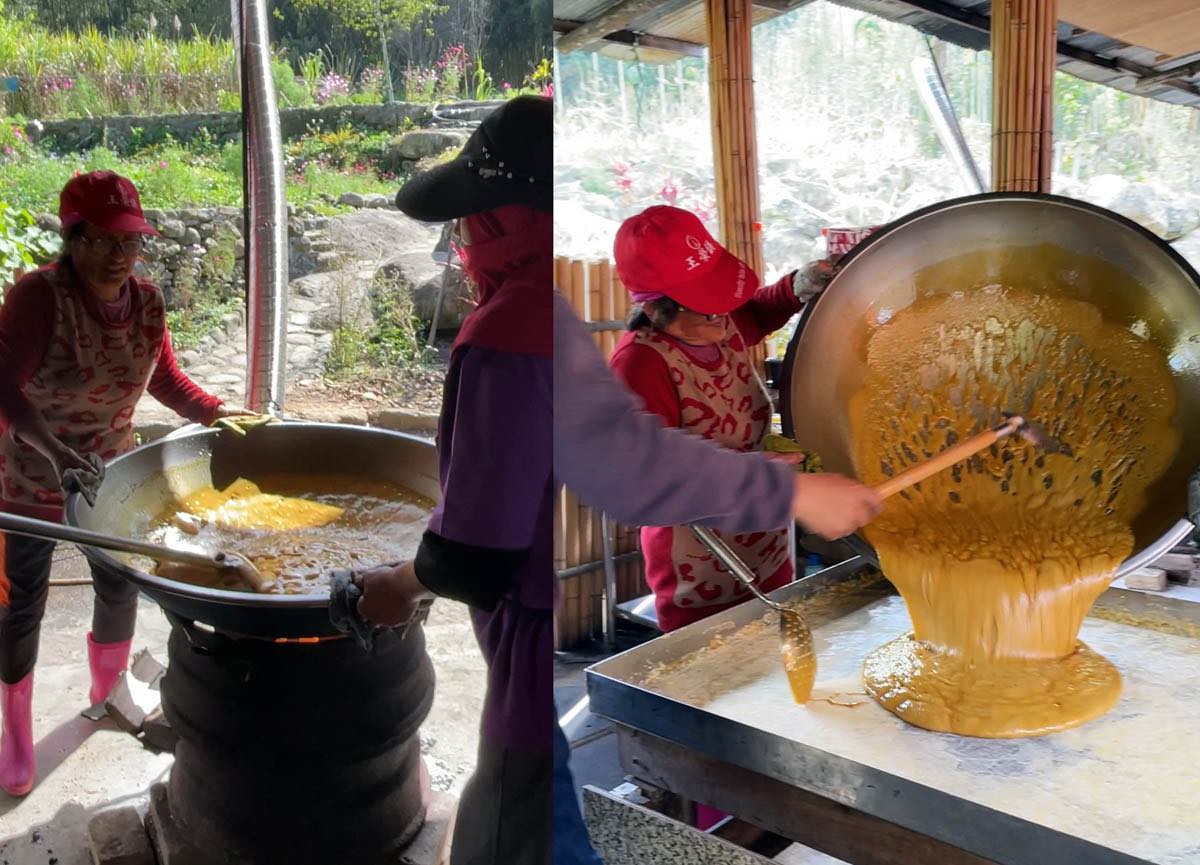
[{"xmin": 684, "ymin": 234, "xmax": 718, "ymax": 271}]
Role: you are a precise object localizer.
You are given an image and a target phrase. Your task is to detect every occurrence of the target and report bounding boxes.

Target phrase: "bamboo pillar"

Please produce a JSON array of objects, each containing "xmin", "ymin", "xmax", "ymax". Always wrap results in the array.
[
  {"xmin": 706, "ymin": 0, "xmax": 765, "ymax": 369},
  {"xmin": 991, "ymin": 0, "xmax": 1058, "ymax": 192}
]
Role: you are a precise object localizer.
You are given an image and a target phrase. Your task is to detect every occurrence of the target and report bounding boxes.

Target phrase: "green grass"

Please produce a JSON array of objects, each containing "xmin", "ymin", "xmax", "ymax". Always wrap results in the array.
[{"xmin": 0, "ymin": 138, "xmax": 396, "ymax": 214}]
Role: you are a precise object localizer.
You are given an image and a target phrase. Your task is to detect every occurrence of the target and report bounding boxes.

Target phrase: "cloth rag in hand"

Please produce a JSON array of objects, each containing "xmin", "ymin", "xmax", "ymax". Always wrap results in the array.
[
  {"xmin": 329, "ymin": 569, "xmax": 378, "ymax": 651},
  {"xmin": 62, "ymin": 453, "xmax": 106, "ymax": 507}
]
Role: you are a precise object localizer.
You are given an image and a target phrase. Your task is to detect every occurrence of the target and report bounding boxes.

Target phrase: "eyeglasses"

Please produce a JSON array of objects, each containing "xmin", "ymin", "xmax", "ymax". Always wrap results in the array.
[
  {"xmin": 78, "ymin": 236, "xmax": 144, "ymax": 258},
  {"xmin": 681, "ymin": 307, "xmax": 722, "ymax": 322}
]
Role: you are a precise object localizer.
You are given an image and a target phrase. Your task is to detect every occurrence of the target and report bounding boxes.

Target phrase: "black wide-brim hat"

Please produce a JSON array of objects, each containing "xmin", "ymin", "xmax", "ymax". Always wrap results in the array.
[{"xmin": 395, "ymin": 95, "xmax": 552, "ymax": 222}]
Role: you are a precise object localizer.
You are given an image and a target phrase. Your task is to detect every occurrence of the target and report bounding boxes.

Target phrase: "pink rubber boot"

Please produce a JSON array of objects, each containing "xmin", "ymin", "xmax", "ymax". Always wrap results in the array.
[
  {"xmin": 696, "ymin": 804, "xmax": 728, "ymax": 831},
  {"xmin": 87, "ymin": 633, "xmax": 132, "ymax": 707},
  {"xmin": 0, "ymin": 673, "xmax": 35, "ymax": 796}
]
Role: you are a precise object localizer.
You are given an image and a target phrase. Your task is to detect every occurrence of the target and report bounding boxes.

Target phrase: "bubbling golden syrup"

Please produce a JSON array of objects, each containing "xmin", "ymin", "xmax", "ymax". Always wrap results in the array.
[
  {"xmin": 849, "ymin": 286, "xmax": 1179, "ymax": 737},
  {"xmin": 148, "ymin": 474, "xmax": 433, "ymax": 595}
]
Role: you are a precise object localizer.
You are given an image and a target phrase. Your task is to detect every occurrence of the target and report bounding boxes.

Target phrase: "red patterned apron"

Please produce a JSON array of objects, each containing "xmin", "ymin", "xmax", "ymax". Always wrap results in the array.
[
  {"xmin": 633, "ymin": 325, "xmax": 792, "ymax": 632},
  {"xmin": 0, "ymin": 265, "xmax": 165, "ymax": 521}
]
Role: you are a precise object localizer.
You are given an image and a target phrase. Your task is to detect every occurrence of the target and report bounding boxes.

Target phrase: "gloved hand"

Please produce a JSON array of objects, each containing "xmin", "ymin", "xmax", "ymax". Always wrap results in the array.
[
  {"xmin": 211, "ymin": 411, "xmax": 279, "ymax": 437},
  {"xmin": 61, "ymin": 452, "xmax": 105, "ymax": 508},
  {"xmin": 354, "ymin": 560, "xmax": 435, "ymax": 632},
  {"xmin": 329, "ymin": 569, "xmax": 380, "ymax": 651},
  {"xmin": 763, "ymin": 433, "xmax": 823, "ymax": 473},
  {"xmin": 790, "ymin": 259, "xmax": 839, "ymax": 305}
]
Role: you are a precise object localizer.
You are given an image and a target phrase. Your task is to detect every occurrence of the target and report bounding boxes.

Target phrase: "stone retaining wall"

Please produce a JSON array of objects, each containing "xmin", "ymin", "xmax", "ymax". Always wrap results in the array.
[
  {"xmin": 25, "ymin": 100, "xmax": 504, "ymax": 153},
  {"xmin": 35, "ymin": 205, "xmax": 341, "ymax": 306}
]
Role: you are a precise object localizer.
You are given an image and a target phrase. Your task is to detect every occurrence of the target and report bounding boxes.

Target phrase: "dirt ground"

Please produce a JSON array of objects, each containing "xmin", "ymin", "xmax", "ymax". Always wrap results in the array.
[{"xmin": 287, "ymin": 364, "xmax": 447, "ymax": 418}]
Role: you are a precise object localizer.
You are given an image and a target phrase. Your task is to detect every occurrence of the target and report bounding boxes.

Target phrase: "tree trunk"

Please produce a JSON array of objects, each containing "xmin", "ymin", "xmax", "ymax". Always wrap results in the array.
[{"xmin": 375, "ymin": 0, "xmax": 395, "ymax": 102}]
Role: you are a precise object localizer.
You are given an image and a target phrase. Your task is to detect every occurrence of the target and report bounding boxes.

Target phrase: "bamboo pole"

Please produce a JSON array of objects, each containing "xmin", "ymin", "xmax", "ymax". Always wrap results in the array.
[
  {"xmin": 564, "ymin": 488, "xmax": 581, "ymax": 644},
  {"xmin": 568, "ymin": 259, "xmax": 585, "ymax": 318},
  {"xmin": 599, "ymin": 259, "xmax": 617, "ymax": 358},
  {"xmin": 992, "ymin": 0, "xmax": 1056, "ymax": 192},
  {"xmin": 706, "ymin": 0, "xmax": 762, "ymax": 275},
  {"xmin": 587, "ymin": 260, "xmax": 604, "ymax": 352},
  {"xmin": 1041, "ymin": 0, "xmax": 1055, "ymax": 190}
]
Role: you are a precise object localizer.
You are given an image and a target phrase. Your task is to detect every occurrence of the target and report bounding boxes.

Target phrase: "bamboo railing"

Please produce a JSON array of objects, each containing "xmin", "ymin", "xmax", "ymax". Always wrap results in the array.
[
  {"xmin": 554, "ymin": 256, "xmax": 647, "ymax": 649},
  {"xmin": 706, "ymin": 0, "xmax": 767, "ymax": 372},
  {"xmin": 992, "ymin": 0, "xmax": 1058, "ymax": 192}
]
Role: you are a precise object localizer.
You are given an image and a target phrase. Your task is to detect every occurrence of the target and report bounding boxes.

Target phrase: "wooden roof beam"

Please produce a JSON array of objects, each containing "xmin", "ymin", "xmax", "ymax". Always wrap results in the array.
[
  {"xmin": 752, "ymin": 0, "xmax": 818, "ymax": 11},
  {"xmin": 891, "ymin": 0, "xmax": 1200, "ymax": 100},
  {"xmin": 553, "ymin": 17, "xmax": 707, "ymax": 57},
  {"xmin": 556, "ymin": 0, "xmax": 693, "ymax": 54}
]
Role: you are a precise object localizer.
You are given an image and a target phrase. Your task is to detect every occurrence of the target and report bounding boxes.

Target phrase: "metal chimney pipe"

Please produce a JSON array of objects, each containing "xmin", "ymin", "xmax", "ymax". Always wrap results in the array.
[{"xmin": 233, "ymin": 0, "xmax": 288, "ymax": 415}]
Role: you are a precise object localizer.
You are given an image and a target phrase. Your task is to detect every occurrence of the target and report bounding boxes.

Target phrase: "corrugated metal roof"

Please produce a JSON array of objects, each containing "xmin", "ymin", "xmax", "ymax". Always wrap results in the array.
[{"xmin": 552, "ymin": 0, "xmax": 1200, "ymax": 110}]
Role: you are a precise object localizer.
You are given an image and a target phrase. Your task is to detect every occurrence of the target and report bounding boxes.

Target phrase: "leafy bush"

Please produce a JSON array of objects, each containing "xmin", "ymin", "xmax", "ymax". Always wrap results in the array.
[
  {"xmin": 272, "ymin": 58, "xmax": 313, "ymax": 109},
  {"xmin": 0, "ymin": 202, "xmax": 57, "ymax": 294},
  {"xmin": 370, "ymin": 277, "xmax": 431, "ymax": 366},
  {"xmin": 326, "ymin": 275, "xmax": 431, "ymax": 378}
]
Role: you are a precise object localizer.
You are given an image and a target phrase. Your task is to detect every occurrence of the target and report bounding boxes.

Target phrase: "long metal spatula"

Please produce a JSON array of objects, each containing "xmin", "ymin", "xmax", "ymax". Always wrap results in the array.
[
  {"xmin": 691, "ymin": 525, "xmax": 816, "ymax": 704},
  {"xmin": 0, "ymin": 511, "xmax": 271, "ymax": 593}
]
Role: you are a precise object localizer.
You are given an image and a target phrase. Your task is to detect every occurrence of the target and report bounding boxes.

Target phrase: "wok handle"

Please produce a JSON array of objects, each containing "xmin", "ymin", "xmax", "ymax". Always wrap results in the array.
[
  {"xmin": 874, "ymin": 419, "xmax": 1015, "ymax": 500},
  {"xmin": 0, "ymin": 510, "xmax": 226, "ymax": 572}
]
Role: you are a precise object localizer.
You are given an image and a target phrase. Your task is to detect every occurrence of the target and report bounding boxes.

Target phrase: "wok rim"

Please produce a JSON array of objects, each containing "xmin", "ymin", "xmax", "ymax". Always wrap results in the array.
[
  {"xmin": 779, "ymin": 191, "xmax": 1200, "ymax": 567},
  {"xmin": 63, "ymin": 422, "xmax": 436, "ymax": 611}
]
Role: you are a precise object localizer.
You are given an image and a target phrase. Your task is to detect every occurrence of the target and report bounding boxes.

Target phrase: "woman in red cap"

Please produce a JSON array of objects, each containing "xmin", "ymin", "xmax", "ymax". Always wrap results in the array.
[
  {"xmin": 0, "ymin": 170, "xmax": 242, "ymax": 796},
  {"xmin": 610, "ymin": 204, "xmax": 879, "ymax": 634}
]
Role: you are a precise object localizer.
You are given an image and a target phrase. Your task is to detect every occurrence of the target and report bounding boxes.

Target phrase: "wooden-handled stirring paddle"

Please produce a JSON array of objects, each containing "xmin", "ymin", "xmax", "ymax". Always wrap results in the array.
[
  {"xmin": 874, "ymin": 413, "xmax": 1061, "ymax": 499},
  {"xmin": 0, "ymin": 511, "xmax": 273, "ymax": 593},
  {"xmin": 691, "ymin": 525, "xmax": 817, "ymax": 704}
]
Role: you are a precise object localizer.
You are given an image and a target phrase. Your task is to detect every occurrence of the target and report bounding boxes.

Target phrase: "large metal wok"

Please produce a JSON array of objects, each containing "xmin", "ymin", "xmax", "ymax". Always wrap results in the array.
[
  {"xmin": 781, "ymin": 192, "xmax": 1200, "ymax": 574},
  {"xmin": 64, "ymin": 422, "xmax": 439, "ymax": 639}
]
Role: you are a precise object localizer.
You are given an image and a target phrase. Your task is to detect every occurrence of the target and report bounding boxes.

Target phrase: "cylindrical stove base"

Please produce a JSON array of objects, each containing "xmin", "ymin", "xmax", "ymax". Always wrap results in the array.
[{"xmin": 161, "ymin": 623, "xmax": 435, "ymax": 864}]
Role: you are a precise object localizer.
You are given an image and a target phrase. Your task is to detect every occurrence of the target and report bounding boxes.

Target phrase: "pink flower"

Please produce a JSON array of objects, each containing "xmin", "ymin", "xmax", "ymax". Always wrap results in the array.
[
  {"xmin": 502, "ymin": 82, "xmax": 511, "ymax": 90},
  {"xmin": 13, "ymin": 128, "xmax": 22, "ymax": 140},
  {"xmin": 3, "ymin": 146, "xmax": 12, "ymax": 156},
  {"xmin": 159, "ymin": 160, "xmax": 169, "ymax": 169},
  {"xmin": 616, "ymin": 177, "xmax": 632, "ymax": 191}
]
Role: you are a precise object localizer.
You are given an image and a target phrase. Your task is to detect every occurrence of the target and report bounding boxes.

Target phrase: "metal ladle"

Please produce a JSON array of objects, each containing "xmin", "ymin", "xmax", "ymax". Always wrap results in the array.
[
  {"xmin": 0, "ymin": 511, "xmax": 272, "ymax": 593},
  {"xmin": 690, "ymin": 525, "xmax": 816, "ymax": 704}
]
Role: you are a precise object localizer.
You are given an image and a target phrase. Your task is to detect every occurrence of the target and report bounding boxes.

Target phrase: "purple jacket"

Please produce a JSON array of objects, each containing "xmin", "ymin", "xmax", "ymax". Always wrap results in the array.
[
  {"xmin": 427, "ymin": 345, "xmax": 553, "ymax": 754},
  {"xmin": 552, "ymin": 292, "xmax": 794, "ymax": 531}
]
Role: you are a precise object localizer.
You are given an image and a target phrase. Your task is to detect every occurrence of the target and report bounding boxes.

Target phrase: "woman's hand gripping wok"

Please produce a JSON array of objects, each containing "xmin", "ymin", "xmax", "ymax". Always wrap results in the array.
[
  {"xmin": 355, "ymin": 561, "xmax": 436, "ymax": 635},
  {"xmin": 791, "ymin": 258, "xmax": 841, "ymax": 304}
]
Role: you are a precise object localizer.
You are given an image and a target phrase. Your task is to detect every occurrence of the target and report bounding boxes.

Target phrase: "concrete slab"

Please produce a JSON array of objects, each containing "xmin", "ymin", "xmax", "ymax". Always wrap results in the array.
[{"xmin": 0, "ymin": 544, "xmax": 485, "ymax": 864}]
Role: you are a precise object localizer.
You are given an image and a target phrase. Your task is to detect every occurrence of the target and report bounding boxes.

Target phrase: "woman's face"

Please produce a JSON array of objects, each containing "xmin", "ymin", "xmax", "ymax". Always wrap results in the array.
[
  {"xmin": 71, "ymin": 225, "xmax": 143, "ymax": 297},
  {"xmin": 662, "ymin": 308, "xmax": 729, "ymax": 346}
]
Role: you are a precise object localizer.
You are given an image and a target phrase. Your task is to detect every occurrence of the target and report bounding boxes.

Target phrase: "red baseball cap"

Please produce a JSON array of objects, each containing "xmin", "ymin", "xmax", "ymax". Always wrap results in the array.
[
  {"xmin": 613, "ymin": 205, "xmax": 757, "ymax": 316},
  {"xmin": 58, "ymin": 171, "xmax": 159, "ymax": 236}
]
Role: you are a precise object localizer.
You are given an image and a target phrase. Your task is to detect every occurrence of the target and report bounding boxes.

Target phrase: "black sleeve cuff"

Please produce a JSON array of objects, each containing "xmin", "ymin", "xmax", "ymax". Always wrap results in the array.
[{"xmin": 413, "ymin": 530, "xmax": 531, "ymax": 612}]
